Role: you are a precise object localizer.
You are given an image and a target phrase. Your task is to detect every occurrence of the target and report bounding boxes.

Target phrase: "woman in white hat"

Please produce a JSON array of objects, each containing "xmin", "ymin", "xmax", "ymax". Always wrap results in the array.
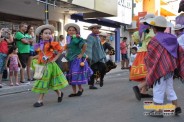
[
  {"xmin": 64, "ymin": 23, "xmax": 93, "ymax": 97},
  {"xmin": 173, "ymin": 24, "xmax": 184, "ymax": 49},
  {"xmin": 31, "ymin": 24, "xmax": 68, "ymax": 107},
  {"xmin": 130, "ymin": 14, "xmax": 155, "ymax": 101},
  {"xmin": 145, "ymin": 16, "xmax": 184, "ymax": 116}
]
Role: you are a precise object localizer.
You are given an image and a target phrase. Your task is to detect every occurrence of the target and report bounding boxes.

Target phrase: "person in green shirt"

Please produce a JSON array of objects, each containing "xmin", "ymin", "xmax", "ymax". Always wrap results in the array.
[{"xmin": 14, "ymin": 23, "xmax": 33, "ymax": 83}]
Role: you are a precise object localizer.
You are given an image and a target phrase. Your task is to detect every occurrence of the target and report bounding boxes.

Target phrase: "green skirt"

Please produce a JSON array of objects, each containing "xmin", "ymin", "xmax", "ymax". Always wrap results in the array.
[{"xmin": 32, "ymin": 62, "xmax": 68, "ymax": 94}]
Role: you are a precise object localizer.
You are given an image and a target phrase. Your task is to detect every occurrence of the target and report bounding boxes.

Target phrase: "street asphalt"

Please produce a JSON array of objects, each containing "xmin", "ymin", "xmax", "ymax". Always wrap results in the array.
[{"xmin": 0, "ymin": 66, "xmax": 184, "ymax": 122}]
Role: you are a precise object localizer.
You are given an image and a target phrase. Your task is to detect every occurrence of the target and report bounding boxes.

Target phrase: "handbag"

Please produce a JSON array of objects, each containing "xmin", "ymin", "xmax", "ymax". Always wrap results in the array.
[
  {"xmin": 33, "ymin": 64, "xmax": 46, "ymax": 80},
  {"xmin": 61, "ymin": 57, "xmax": 69, "ymax": 72}
]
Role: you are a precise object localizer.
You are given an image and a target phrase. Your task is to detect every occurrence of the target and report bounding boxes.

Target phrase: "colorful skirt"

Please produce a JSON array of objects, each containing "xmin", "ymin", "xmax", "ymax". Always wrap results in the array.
[
  {"xmin": 67, "ymin": 58, "xmax": 93, "ymax": 85},
  {"xmin": 129, "ymin": 52, "xmax": 147, "ymax": 82},
  {"xmin": 32, "ymin": 62, "xmax": 68, "ymax": 94}
]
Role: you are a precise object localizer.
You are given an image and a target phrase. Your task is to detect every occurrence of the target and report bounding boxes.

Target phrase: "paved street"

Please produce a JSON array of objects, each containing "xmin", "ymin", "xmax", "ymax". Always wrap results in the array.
[{"xmin": 0, "ymin": 68, "xmax": 184, "ymax": 122}]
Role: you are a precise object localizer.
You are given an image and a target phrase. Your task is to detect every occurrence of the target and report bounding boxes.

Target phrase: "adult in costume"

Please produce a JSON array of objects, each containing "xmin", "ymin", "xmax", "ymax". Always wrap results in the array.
[
  {"xmin": 86, "ymin": 24, "xmax": 106, "ymax": 89},
  {"xmin": 176, "ymin": 0, "xmax": 184, "ymax": 25},
  {"xmin": 145, "ymin": 16, "xmax": 184, "ymax": 116},
  {"xmin": 173, "ymin": 24, "xmax": 184, "ymax": 49},
  {"xmin": 130, "ymin": 14, "xmax": 155, "ymax": 100},
  {"xmin": 32, "ymin": 24, "xmax": 68, "ymax": 107},
  {"xmin": 99, "ymin": 32, "xmax": 116, "ymax": 73},
  {"xmin": 64, "ymin": 23, "xmax": 93, "ymax": 97}
]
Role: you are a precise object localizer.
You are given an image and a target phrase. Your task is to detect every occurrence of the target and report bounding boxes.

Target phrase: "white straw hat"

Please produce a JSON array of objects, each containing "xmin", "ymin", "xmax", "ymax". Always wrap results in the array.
[
  {"xmin": 173, "ymin": 24, "xmax": 184, "ymax": 30},
  {"xmin": 139, "ymin": 13, "xmax": 155, "ymax": 23},
  {"xmin": 35, "ymin": 24, "xmax": 55, "ymax": 36},
  {"xmin": 99, "ymin": 32, "xmax": 107, "ymax": 37},
  {"xmin": 146, "ymin": 16, "xmax": 172, "ymax": 28},
  {"xmin": 64, "ymin": 23, "xmax": 80, "ymax": 33},
  {"xmin": 88, "ymin": 24, "xmax": 101, "ymax": 30}
]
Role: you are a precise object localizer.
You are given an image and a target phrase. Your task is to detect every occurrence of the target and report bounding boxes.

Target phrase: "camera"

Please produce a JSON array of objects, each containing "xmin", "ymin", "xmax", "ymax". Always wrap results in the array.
[{"xmin": 42, "ymin": 56, "xmax": 49, "ymax": 61}]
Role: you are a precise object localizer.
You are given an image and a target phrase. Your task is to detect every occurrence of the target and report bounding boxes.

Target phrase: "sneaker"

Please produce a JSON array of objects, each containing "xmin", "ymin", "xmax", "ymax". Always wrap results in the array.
[
  {"xmin": 132, "ymin": 86, "xmax": 141, "ymax": 101},
  {"xmin": 33, "ymin": 102, "xmax": 43, "ymax": 107},
  {"xmin": 89, "ymin": 86, "xmax": 98, "ymax": 90},
  {"xmin": 175, "ymin": 107, "xmax": 182, "ymax": 115}
]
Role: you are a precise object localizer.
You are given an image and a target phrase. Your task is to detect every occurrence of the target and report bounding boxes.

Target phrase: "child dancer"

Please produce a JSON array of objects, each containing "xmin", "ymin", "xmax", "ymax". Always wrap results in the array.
[
  {"xmin": 5, "ymin": 46, "xmax": 22, "ymax": 86},
  {"xmin": 64, "ymin": 23, "xmax": 93, "ymax": 97},
  {"xmin": 145, "ymin": 16, "xmax": 184, "ymax": 116},
  {"xmin": 32, "ymin": 24, "xmax": 68, "ymax": 107}
]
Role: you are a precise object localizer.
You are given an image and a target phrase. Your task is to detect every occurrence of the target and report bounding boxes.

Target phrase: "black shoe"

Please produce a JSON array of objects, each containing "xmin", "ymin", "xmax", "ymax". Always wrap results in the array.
[
  {"xmin": 100, "ymin": 81, "xmax": 103, "ymax": 87},
  {"xmin": 132, "ymin": 86, "xmax": 141, "ymax": 101},
  {"xmin": 20, "ymin": 81, "xmax": 25, "ymax": 83},
  {"xmin": 33, "ymin": 102, "xmax": 43, "ymax": 107},
  {"xmin": 141, "ymin": 94, "xmax": 153, "ymax": 98},
  {"xmin": 149, "ymin": 110, "xmax": 164, "ymax": 118},
  {"xmin": 89, "ymin": 86, "xmax": 98, "ymax": 90},
  {"xmin": 68, "ymin": 93, "xmax": 78, "ymax": 97},
  {"xmin": 77, "ymin": 89, "xmax": 84, "ymax": 96},
  {"xmin": 58, "ymin": 92, "xmax": 64, "ymax": 102},
  {"xmin": 0, "ymin": 85, "xmax": 2, "ymax": 88},
  {"xmin": 175, "ymin": 107, "xmax": 182, "ymax": 115}
]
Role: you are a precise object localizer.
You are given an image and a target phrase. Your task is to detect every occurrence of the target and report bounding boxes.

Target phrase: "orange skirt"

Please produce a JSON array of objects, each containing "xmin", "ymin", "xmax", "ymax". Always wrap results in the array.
[{"xmin": 129, "ymin": 52, "xmax": 147, "ymax": 82}]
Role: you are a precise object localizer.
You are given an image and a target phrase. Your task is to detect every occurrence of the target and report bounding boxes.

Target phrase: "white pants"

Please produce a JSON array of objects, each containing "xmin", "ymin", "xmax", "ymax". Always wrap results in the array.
[{"xmin": 153, "ymin": 76, "xmax": 177, "ymax": 104}]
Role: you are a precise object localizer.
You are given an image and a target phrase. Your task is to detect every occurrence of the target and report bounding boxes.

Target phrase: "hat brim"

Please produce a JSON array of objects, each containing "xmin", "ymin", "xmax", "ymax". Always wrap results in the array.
[
  {"xmin": 35, "ymin": 24, "xmax": 55, "ymax": 36},
  {"xmin": 146, "ymin": 18, "xmax": 172, "ymax": 28},
  {"xmin": 64, "ymin": 23, "xmax": 80, "ymax": 33},
  {"xmin": 173, "ymin": 27, "xmax": 184, "ymax": 31},
  {"xmin": 88, "ymin": 25, "xmax": 101, "ymax": 30}
]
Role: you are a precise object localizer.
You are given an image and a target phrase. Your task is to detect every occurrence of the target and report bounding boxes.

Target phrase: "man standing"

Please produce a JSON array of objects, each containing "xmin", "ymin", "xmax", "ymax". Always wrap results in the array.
[
  {"xmin": 120, "ymin": 37, "xmax": 129, "ymax": 69},
  {"xmin": 14, "ymin": 23, "xmax": 33, "ymax": 83},
  {"xmin": 86, "ymin": 24, "xmax": 106, "ymax": 89}
]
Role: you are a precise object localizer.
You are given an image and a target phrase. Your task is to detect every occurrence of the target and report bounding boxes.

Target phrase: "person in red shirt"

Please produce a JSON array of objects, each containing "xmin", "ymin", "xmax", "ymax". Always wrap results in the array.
[
  {"xmin": 120, "ymin": 37, "xmax": 129, "ymax": 69},
  {"xmin": 0, "ymin": 28, "xmax": 14, "ymax": 88}
]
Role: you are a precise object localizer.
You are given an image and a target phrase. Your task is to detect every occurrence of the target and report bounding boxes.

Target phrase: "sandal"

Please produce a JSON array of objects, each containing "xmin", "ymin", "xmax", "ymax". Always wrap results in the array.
[
  {"xmin": 68, "ymin": 93, "xmax": 78, "ymax": 97},
  {"xmin": 33, "ymin": 102, "xmax": 43, "ymax": 107},
  {"xmin": 58, "ymin": 92, "xmax": 64, "ymax": 102},
  {"xmin": 10, "ymin": 83, "xmax": 14, "ymax": 86},
  {"xmin": 15, "ymin": 83, "xmax": 20, "ymax": 86}
]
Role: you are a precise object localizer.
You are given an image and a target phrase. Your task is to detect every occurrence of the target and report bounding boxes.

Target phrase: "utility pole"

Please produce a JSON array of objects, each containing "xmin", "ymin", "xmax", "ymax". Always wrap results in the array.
[{"xmin": 37, "ymin": 0, "xmax": 56, "ymax": 24}]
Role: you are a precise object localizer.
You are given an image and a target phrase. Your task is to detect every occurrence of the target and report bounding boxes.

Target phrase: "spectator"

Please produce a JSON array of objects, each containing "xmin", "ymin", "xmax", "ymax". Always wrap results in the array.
[
  {"xmin": 0, "ymin": 28, "xmax": 14, "ymax": 88},
  {"xmin": 173, "ymin": 24, "xmax": 184, "ymax": 49},
  {"xmin": 120, "ymin": 37, "xmax": 129, "ymax": 69},
  {"xmin": 25, "ymin": 25, "xmax": 35, "ymax": 81},
  {"xmin": 14, "ymin": 23, "xmax": 33, "ymax": 83}
]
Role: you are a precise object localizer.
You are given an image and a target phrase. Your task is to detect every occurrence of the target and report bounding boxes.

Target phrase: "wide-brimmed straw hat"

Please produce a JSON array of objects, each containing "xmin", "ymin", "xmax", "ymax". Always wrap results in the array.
[
  {"xmin": 139, "ymin": 14, "xmax": 155, "ymax": 23},
  {"xmin": 173, "ymin": 24, "xmax": 184, "ymax": 30},
  {"xmin": 35, "ymin": 24, "xmax": 55, "ymax": 36},
  {"xmin": 99, "ymin": 32, "xmax": 107, "ymax": 37},
  {"xmin": 146, "ymin": 16, "xmax": 172, "ymax": 28},
  {"xmin": 64, "ymin": 23, "xmax": 80, "ymax": 33},
  {"xmin": 88, "ymin": 24, "xmax": 101, "ymax": 30}
]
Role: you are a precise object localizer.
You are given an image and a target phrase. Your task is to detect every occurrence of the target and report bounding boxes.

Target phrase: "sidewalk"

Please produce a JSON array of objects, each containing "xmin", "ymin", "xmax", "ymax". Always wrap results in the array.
[{"xmin": 0, "ymin": 62, "xmax": 124, "ymax": 96}]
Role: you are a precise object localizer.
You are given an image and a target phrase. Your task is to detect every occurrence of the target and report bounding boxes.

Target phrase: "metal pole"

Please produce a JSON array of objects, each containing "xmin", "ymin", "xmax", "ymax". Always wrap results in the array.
[{"xmin": 45, "ymin": 0, "xmax": 49, "ymax": 24}]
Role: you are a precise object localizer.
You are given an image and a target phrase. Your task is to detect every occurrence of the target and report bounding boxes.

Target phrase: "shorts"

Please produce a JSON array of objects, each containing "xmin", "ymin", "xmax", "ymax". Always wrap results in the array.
[
  {"xmin": 30, "ymin": 51, "xmax": 36, "ymax": 56},
  {"xmin": 121, "ymin": 54, "xmax": 128, "ymax": 60},
  {"xmin": 18, "ymin": 53, "xmax": 30, "ymax": 68},
  {"xmin": 0, "ymin": 53, "xmax": 7, "ymax": 74},
  {"xmin": 9, "ymin": 64, "xmax": 19, "ymax": 72}
]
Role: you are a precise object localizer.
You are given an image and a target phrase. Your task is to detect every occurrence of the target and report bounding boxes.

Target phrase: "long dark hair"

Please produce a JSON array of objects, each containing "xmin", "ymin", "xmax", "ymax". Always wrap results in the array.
[
  {"xmin": 25, "ymin": 25, "xmax": 33, "ymax": 34},
  {"xmin": 8, "ymin": 46, "xmax": 17, "ymax": 54}
]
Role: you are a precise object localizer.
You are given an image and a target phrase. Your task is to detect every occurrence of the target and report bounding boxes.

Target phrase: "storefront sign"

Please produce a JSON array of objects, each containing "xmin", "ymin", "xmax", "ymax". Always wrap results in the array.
[{"xmin": 106, "ymin": 0, "xmax": 132, "ymax": 24}]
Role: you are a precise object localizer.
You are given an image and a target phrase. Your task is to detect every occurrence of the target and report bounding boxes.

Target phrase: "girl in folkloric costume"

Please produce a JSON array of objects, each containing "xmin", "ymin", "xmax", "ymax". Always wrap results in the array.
[
  {"xmin": 130, "ymin": 14, "xmax": 155, "ymax": 101},
  {"xmin": 64, "ymin": 23, "xmax": 93, "ymax": 97},
  {"xmin": 31, "ymin": 25, "xmax": 68, "ymax": 107}
]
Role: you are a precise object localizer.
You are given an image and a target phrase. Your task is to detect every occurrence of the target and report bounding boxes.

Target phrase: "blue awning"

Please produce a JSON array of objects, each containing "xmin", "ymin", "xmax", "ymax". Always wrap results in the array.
[{"xmin": 71, "ymin": 14, "xmax": 124, "ymax": 28}]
